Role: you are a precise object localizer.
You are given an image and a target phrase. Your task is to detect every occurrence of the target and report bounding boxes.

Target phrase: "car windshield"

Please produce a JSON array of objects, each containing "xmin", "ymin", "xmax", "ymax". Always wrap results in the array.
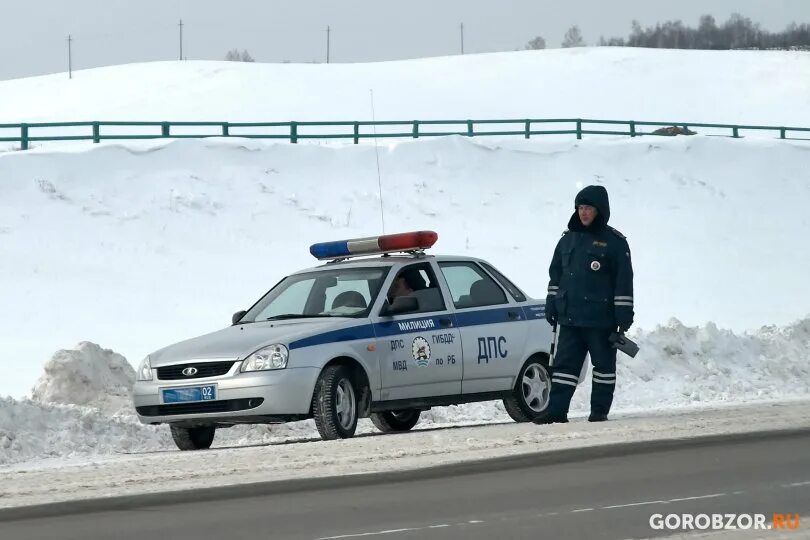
[{"xmin": 240, "ymin": 267, "xmax": 389, "ymax": 322}]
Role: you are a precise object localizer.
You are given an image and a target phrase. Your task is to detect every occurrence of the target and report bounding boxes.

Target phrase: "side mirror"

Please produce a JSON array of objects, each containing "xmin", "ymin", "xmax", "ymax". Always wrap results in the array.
[
  {"xmin": 381, "ymin": 296, "xmax": 419, "ymax": 316},
  {"xmin": 232, "ymin": 310, "xmax": 247, "ymax": 325}
]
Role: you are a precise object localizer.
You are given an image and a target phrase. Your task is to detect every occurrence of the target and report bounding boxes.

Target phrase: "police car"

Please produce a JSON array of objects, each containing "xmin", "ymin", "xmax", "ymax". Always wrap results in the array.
[{"xmin": 133, "ymin": 231, "xmax": 556, "ymax": 450}]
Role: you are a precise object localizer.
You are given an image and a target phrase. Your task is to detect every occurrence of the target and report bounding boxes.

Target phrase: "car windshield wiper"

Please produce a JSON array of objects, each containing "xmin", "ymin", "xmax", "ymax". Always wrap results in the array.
[{"xmin": 264, "ymin": 314, "xmax": 341, "ymax": 321}]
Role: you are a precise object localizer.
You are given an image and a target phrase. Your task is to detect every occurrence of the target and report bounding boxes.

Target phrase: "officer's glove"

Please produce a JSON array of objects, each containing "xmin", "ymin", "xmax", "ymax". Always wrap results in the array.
[
  {"xmin": 618, "ymin": 322, "xmax": 632, "ymax": 333},
  {"xmin": 545, "ymin": 310, "xmax": 557, "ymax": 326}
]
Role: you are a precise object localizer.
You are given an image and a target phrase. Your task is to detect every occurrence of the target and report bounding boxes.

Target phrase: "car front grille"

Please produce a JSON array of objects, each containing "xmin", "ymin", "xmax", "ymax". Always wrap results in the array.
[
  {"xmin": 157, "ymin": 361, "xmax": 236, "ymax": 380},
  {"xmin": 136, "ymin": 398, "xmax": 264, "ymax": 417}
]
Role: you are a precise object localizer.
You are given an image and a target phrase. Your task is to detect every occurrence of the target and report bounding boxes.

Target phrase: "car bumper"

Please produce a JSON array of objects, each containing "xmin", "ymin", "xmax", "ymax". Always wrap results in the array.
[{"xmin": 133, "ymin": 367, "xmax": 320, "ymax": 425}]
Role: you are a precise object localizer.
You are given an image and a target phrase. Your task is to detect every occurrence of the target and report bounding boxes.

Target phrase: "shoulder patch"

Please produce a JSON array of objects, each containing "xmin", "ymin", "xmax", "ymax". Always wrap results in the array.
[{"xmin": 608, "ymin": 226, "xmax": 626, "ymax": 239}]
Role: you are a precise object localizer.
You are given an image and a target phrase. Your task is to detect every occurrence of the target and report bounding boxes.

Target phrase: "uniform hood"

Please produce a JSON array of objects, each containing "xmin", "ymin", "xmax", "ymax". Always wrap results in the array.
[{"xmin": 568, "ymin": 185, "xmax": 610, "ymax": 231}]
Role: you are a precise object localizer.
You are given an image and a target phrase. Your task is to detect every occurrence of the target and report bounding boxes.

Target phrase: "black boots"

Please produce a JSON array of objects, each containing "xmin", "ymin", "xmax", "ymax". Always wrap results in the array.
[
  {"xmin": 532, "ymin": 413, "xmax": 569, "ymax": 424},
  {"xmin": 533, "ymin": 412, "xmax": 609, "ymax": 424}
]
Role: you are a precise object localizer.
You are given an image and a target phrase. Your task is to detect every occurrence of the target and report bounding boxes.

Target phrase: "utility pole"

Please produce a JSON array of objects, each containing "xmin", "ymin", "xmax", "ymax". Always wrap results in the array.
[
  {"xmin": 67, "ymin": 34, "xmax": 73, "ymax": 79},
  {"xmin": 460, "ymin": 23, "xmax": 464, "ymax": 54},
  {"xmin": 178, "ymin": 19, "xmax": 184, "ymax": 60},
  {"xmin": 326, "ymin": 25, "xmax": 331, "ymax": 63}
]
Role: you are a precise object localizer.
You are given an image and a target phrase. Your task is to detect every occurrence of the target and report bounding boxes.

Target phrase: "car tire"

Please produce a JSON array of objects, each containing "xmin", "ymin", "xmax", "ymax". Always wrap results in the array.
[
  {"xmin": 312, "ymin": 365, "xmax": 359, "ymax": 440},
  {"xmin": 170, "ymin": 425, "xmax": 216, "ymax": 450},
  {"xmin": 370, "ymin": 410, "xmax": 421, "ymax": 433},
  {"xmin": 503, "ymin": 356, "xmax": 552, "ymax": 422}
]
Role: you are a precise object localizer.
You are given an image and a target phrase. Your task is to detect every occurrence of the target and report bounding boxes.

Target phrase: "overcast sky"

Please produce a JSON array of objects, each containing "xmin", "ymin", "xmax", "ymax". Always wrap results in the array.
[{"xmin": 1, "ymin": 0, "xmax": 808, "ymax": 80}]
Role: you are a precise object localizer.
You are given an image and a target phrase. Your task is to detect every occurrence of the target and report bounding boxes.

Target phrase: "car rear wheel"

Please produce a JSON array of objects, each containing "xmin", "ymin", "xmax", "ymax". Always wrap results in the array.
[
  {"xmin": 503, "ymin": 357, "xmax": 551, "ymax": 422},
  {"xmin": 170, "ymin": 425, "xmax": 216, "ymax": 450},
  {"xmin": 370, "ymin": 409, "xmax": 421, "ymax": 433},
  {"xmin": 312, "ymin": 365, "xmax": 358, "ymax": 440}
]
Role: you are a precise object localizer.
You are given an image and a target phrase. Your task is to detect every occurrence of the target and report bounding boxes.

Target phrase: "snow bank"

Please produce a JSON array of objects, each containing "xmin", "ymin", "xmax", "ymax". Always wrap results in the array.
[
  {"xmin": 2, "ymin": 318, "xmax": 808, "ymax": 466},
  {"xmin": 31, "ymin": 342, "xmax": 135, "ymax": 414}
]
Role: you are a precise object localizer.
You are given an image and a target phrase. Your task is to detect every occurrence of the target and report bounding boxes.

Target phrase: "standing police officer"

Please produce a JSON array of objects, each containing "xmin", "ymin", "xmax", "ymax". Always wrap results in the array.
[{"xmin": 534, "ymin": 185, "xmax": 634, "ymax": 424}]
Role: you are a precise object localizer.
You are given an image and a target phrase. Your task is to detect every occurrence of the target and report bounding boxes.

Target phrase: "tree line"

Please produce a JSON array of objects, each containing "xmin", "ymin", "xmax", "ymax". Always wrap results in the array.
[{"xmin": 526, "ymin": 13, "xmax": 810, "ymax": 50}]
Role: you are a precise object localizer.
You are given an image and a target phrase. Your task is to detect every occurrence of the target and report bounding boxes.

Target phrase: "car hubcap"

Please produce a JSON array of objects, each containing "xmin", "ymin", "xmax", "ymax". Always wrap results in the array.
[
  {"xmin": 522, "ymin": 363, "xmax": 551, "ymax": 412},
  {"xmin": 335, "ymin": 379, "xmax": 356, "ymax": 429}
]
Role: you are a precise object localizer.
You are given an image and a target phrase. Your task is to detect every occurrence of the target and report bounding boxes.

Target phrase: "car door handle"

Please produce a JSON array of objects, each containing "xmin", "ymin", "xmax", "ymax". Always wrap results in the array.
[
  {"xmin": 507, "ymin": 311, "xmax": 520, "ymax": 320},
  {"xmin": 439, "ymin": 318, "xmax": 453, "ymax": 327}
]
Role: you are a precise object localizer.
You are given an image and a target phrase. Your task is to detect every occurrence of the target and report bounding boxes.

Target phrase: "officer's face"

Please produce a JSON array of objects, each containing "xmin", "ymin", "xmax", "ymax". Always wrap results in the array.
[
  {"xmin": 578, "ymin": 204, "xmax": 598, "ymax": 226},
  {"xmin": 389, "ymin": 277, "xmax": 412, "ymax": 299}
]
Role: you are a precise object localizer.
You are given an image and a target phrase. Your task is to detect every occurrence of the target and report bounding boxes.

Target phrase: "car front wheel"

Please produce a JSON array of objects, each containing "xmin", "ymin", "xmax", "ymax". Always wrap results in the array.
[
  {"xmin": 503, "ymin": 357, "xmax": 551, "ymax": 422},
  {"xmin": 312, "ymin": 365, "xmax": 359, "ymax": 440},
  {"xmin": 170, "ymin": 425, "xmax": 216, "ymax": 450}
]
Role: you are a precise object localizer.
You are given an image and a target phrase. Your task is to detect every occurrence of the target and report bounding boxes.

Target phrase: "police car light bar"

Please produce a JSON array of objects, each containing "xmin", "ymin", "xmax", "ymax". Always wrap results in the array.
[{"xmin": 309, "ymin": 231, "xmax": 438, "ymax": 260}]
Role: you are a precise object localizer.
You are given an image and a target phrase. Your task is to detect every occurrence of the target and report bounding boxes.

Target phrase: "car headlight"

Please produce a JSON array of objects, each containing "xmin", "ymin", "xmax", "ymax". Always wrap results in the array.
[
  {"xmin": 137, "ymin": 355, "xmax": 153, "ymax": 381},
  {"xmin": 241, "ymin": 344, "xmax": 289, "ymax": 372}
]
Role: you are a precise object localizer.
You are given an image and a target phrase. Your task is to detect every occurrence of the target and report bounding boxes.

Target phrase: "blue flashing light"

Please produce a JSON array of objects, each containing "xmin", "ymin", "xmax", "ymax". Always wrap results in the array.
[{"xmin": 309, "ymin": 240, "xmax": 350, "ymax": 260}]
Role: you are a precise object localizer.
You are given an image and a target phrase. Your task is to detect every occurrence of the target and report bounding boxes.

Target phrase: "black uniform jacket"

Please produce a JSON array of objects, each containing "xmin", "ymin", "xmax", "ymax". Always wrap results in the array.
[{"xmin": 546, "ymin": 185, "xmax": 634, "ymax": 329}]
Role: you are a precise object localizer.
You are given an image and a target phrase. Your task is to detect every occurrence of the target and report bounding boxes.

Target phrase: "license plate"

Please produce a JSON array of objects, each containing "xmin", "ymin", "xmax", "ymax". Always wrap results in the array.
[{"xmin": 162, "ymin": 385, "xmax": 216, "ymax": 403}]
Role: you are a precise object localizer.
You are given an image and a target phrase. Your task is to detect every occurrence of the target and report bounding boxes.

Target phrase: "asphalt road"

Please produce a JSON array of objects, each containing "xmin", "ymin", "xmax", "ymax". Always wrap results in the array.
[{"xmin": 2, "ymin": 431, "xmax": 809, "ymax": 540}]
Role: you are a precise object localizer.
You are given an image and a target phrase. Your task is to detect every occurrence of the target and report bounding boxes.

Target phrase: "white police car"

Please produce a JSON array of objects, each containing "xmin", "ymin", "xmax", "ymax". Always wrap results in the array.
[{"xmin": 133, "ymin": 231, "xmax": 555, "ymax": 450}]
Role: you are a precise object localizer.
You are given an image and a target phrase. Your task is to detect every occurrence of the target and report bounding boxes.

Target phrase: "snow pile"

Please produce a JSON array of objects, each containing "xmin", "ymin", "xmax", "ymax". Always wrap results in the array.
[
  {"xmin": 31, "ymin": 342, "xmax": 135, "ymax": 414},
  {"xmin": 0, "ymin": 397, "xmax": 170, "ymax": 465},
  {"xmin": 2, "ymin": 318, "xmax": 809, "ymax": 466},
  {"xmin": 617, "ymin": 318, "xmax": 810, "ymax": 409}
]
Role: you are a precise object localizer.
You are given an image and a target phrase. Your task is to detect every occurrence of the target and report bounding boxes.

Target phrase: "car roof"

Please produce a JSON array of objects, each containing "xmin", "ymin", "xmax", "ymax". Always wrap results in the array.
[{"xmin": 292, "ymin": 254, "xmax": 490, "ymax": 275}]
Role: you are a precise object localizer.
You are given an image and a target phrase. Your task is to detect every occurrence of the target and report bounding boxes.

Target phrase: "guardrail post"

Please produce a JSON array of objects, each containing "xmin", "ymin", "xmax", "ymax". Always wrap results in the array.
[
  {"xmin": 161, "ymin": 122, "xmax": 170, "ymax": 138},
  {"xmin": 222, "ymin": 123, "xmax": 229, "ymax": 137},
  {"xmin": 683, "ymin": 125, "xmax": 690, "ymax": 134},
  {"xmin": 576, "ymin": 119, "xmax": 582, "ymax": 140},
  {"xmin": 780, "ymin": 128, "xmax": 786, "ymax": 139},
  {"xmin": 467, "ymin": 120, "xmax": 474, "ymax": 137},
  {"xmin": 92, "ymin": 122, "xmax": 100, "ymax": 143},
  {"xmin": 353, "ymin": 122, "xmax": 360, "ymax": 144},
  {"xmin": 290, "ymin": 122, "xmax": 298, "ymax": 144},
  {"xmin": 524, "ymin": 120, "xmax": 531, "ymax": 139},
  {"xmin": 629, "ymin": 121, "xmax": 636, "ymax": 137},
  {"xmin": 732, "ymin": 126, "xmax": 739, "ymax": 138},
  {"xmin": 20, "ymin": 124, "xmax": 28, "ymax": 150},
  {"xmin": 413, "ymin": 120, "xmax": 419, "ymax": 139}
]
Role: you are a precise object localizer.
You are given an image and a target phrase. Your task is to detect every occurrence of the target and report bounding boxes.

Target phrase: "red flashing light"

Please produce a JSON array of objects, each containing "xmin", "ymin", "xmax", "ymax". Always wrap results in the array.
[{"xmin": 378, "ymin": 231, "xmax": 438, "ymax": 252}]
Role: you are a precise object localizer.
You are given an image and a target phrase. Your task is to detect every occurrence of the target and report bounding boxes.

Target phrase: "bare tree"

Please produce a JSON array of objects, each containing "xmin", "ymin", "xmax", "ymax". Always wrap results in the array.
[
  {"xmin": 525, "ymin": 35, "xmax": 547, "ymax": 50},
  {"xmin": 225, "ymin": 49, "xmax": 255, "ymax": 62},
  {"xmin": 601, "ymin": 13, "xmax": 810, "ymax": 50},
  {"xmin": 562, "ymin": 25, "xmax": 586, "ymax": 47}
]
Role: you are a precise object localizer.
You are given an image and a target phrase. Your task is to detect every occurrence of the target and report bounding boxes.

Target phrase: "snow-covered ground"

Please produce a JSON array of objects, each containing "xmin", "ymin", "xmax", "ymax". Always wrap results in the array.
[
  {"xmin": 1, "ymin": 49, "xmax": 809, "ymax": 478},
  {"xmin": 2, "ymin": 397, "xmax": 808, "ymax": 509},
  {"xmin": 1, "ymin": 48, "xmax": 808, "ymax": 126}
]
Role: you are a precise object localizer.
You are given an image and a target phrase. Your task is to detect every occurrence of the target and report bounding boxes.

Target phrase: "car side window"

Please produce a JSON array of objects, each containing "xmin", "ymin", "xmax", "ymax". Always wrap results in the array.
[
  {"xmin": 439, "ymin": 262, "xmax": 508, "ymax": 309},
  {"xmin": 383, "ymin": 263, "xmax": 446, "ymax": 315},
  {"xmin": 480, "ymin": 262, "xmax": 527, "ymax": 302}
]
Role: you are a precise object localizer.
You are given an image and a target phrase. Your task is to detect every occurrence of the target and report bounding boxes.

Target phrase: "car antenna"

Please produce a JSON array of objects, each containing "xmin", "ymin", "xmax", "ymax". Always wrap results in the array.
[{"xmin": 370, "ymin": 89, "xmax": 386, "ymax": 234}]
